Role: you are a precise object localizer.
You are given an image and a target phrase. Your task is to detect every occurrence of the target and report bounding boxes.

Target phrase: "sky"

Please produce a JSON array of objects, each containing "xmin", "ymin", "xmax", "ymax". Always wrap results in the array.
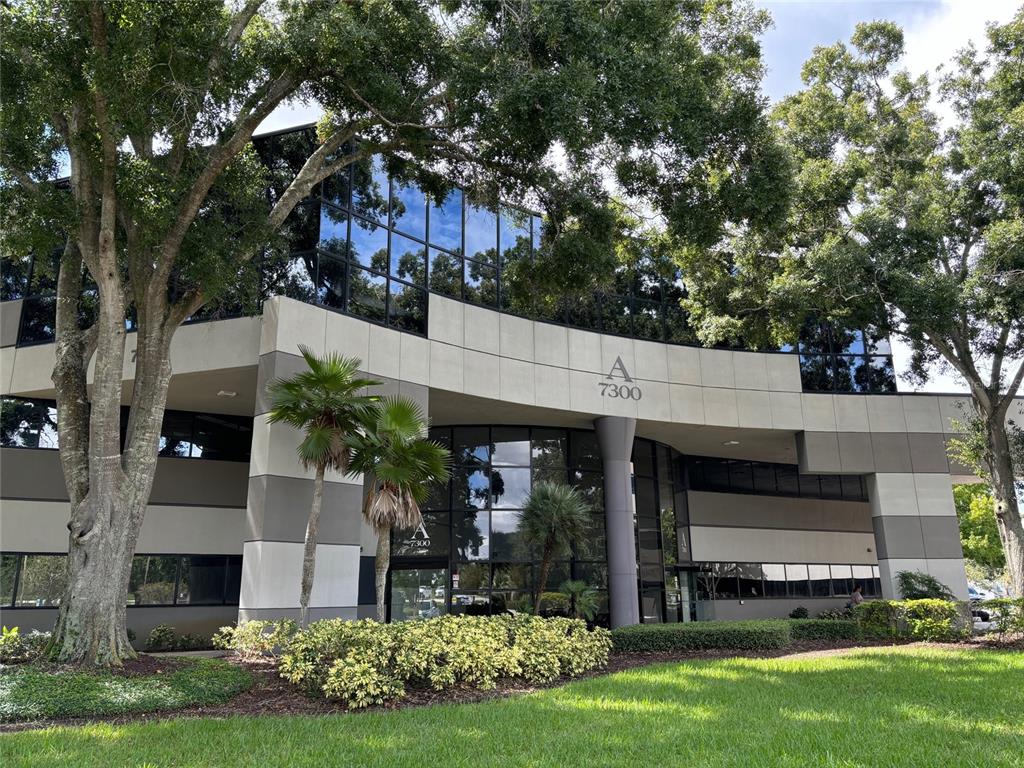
[{"xmin": 260, "ymin": 0, "xmax": 1021, "ymax": 394}]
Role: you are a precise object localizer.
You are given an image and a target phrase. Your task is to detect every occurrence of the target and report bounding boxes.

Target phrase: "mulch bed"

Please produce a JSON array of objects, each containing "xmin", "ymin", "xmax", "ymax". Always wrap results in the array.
[{"xmin": 2, "ymin": 637, "xmax": 1019, "ymax": 733}]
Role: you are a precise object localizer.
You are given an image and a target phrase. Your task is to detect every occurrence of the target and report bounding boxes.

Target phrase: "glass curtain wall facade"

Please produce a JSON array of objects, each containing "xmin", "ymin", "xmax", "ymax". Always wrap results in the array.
[{"xmin": 1, "ymin": 127, "xmax": 897, "ymax": 395}]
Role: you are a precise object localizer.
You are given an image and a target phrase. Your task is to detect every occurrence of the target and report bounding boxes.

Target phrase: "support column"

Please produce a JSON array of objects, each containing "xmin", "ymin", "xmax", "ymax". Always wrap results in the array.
[
  {"xmin": 595, "ymin": 416, "xmax": 639, "ymax": 628},
  {"xmin": 867, "ymin": 473, "xmax": 969, "ymax": 599}
]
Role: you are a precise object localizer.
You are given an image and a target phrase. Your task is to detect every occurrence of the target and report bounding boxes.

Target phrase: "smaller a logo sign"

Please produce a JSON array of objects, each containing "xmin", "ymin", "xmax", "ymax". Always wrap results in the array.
[
  {"xmin": 599, "ymin": 356, "xmax": 642, "ymax": 401},
  {"xmin": 605, "ymin": 356, "xmax": 633, "ymax": 382}
]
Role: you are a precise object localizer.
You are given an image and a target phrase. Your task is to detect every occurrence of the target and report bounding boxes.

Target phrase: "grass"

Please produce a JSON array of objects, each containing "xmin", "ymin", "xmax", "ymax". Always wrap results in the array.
[
  {"xmin": 2, "ymin": 646, "xmax": 1023, "ymax": 767},
  {"xmin": 0, "ymin": 658, "xmax": 251, "ymax": 723}
]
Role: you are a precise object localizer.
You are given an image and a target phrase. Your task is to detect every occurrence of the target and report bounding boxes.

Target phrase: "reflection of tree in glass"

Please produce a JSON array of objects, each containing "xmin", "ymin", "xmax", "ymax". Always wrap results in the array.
[
  {"xmin": 430, "ymin": 251, "xmax": 462, "ymax": 296},
  {"xmin": 395, "ymin": 248, "xmax": 426, "ymax": 284},
  {"xmin": 465, "ymin": 253, "xmax": 498, "ymax": 306},
  {"xmin": 489, "ymin": 469, "xmax": 506, "ymax": 505},
  {"xmin": 0, "ymin": 398, "xmax": 50, "ymax": 447},
  {"xmin": 454, "ymin": 511, "xmax": 486, "ymax": 560},
  {"xmin": 17, "ymin": 556, "xmax": 67, "ymax": 605},
  {"xmin": 351, "ymin": 156, "xmax": 388, "ymax": 222}
]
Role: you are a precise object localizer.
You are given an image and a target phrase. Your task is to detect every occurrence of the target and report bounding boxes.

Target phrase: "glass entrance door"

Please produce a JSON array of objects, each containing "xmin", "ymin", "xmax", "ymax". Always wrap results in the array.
[{"xmin": 389, "ymin": 567, "xmax": 448, "ymax": 622}]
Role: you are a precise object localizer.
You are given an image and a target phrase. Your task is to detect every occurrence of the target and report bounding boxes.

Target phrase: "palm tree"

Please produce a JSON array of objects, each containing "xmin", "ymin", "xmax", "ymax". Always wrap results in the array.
[
  {"xmin": 520, "ymin": 482, "xmax": 591, "ymax": 615},
  {"xmin": 348, "ymin": 397, "xmax": 451, "ymax": 621},
  {"xmin": 266, "ymin": 346, "xmax": 380, "ymax": 628},
  {"xmin": 559, "ymin": 579, "xmax": 600, "ymax": 621}
]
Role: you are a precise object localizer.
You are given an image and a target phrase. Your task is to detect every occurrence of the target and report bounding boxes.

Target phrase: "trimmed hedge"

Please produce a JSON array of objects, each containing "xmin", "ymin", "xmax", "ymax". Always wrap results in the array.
[
  {"xmin": 277, "ymin": 615, "xmax": 611, "ymax": 709},
  {"xmin": 854, "ymin": 599, "xmax": 971, "ymax": 641},
  {"xmin": 611, "ymin": 620, "xmax": 792, "ymax": 652},
  {"xmin": 788, "ymin": 619, "xmax": 861, "ymax": 642}
]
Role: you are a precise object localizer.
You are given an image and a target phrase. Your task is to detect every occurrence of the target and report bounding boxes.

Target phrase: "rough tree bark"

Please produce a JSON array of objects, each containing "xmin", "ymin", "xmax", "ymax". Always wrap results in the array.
[
  {"xmin": 375, "ymin": 525, "xmax": 391, "ymax": 622},
  {"xmin": 299, "ymin": 463, "xmax": 325, "ymax": 628},
  {"xmin": 984, "ymin": 411, "xmax": 1024, "ymax": 598}
]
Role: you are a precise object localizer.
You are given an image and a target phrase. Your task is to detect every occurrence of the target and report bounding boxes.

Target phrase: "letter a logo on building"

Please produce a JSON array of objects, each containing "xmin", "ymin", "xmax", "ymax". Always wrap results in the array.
[{"xmin": 605, "ymin": 356, "xmax": 633, "ymax": 382}]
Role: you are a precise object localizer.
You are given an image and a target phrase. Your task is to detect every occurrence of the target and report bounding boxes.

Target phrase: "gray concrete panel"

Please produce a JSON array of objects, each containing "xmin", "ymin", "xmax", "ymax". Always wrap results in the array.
[
  {"xmin": 245, "ymin": 474, "xmax": 365, "ymax": 545},
  {"xmin": 707, "ymin": 597, "xmax": 852, "ymax": 621},
  {"xmin": 686, "ymin": 491, "xmax": 873, "ymax": 533},
  {"xmin": 595, "ymin": 416, "xmax": 640, "ymax": 629},
  {"xmin": 1, "ymin": 300, "xmax": 22, "ymax": 347},
  {"xmin": 237, "ymin": 606, "xmax": 359, "ymax": 622},
  {"xmin": 254, "ymin": 351, "xmax": 307, "ymax": 416},
  {"xmin": 837, "ymin": 432, "xmax": 875, "ymax": 473},
  {"xmin": 870, "ymin": 432, "xmax": 913, "ymax": 473},
  {"xmin": 907, "ymin": 432, "xmax": 951, "ymax": 474},
  {"xmin": 796, "ymin": 432, "xmax": 841, "ymax": 473},
  {"xmin": 872, "ymin": 516, "xmax": 925, "ymax": 560},
  {"xmin": 921, "ymin": 516, "xmax": 965, "ymax": 560}
]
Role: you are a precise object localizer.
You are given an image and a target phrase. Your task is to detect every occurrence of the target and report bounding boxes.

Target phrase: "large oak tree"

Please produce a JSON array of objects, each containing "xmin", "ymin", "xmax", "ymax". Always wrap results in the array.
[
  {"xmin": 677, "ymin": 16, "xmax": 1024, "ymax": 596},
  {"xmin": 0, "ymin": 0, "xmax": 786, "ymax": 664}
]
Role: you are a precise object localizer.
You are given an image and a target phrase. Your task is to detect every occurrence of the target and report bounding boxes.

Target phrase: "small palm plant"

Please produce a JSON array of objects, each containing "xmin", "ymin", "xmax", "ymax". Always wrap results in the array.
[
  {"xmin": 559, "ymin": 579, "xmax": 600, "ymax": 621},
  {"xmin": 348, "ymin": 397, "xmax": 451, "ymax": 621},
  {"xmin": 520, "ymin": 482, "xmax": 591, "ymax": 615},
  {"xmin": 266, "ymin": 346, "xmax": 380, "ymax": 628}
]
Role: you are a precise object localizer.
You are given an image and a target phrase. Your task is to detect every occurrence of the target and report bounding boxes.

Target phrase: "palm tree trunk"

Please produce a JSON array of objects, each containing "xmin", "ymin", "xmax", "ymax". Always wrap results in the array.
[
  {"xmin": 533, "ymin": 543, "xmax": 554, "ymax": 615},
  {"xmin": 375, "ymin": 525, "xmax": 391, "ymax": 622},
  {"xmin": 299, "ymin": 463, "xmax": 325, "ymax": 629}
]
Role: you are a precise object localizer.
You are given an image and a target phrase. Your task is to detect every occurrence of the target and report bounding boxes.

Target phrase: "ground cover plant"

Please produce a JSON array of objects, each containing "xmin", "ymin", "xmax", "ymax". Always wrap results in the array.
[
  {"xmin": 0, "ymin": 658, "xmax": 251, "ymax": 722},
  {"xmin": 3, "ymin": 646, "xmax": 1021, "ymax": 767}
]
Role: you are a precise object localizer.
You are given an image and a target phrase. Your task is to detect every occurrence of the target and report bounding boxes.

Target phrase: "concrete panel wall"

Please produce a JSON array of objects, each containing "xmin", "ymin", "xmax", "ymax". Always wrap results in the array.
[
  {"xmin": 686, "ymin": 491, "xmax": 873, "ymax": 533},
  {"xmin": 705, "ymin": 597, "xmax": 852, "ymax": 621},
  {"xmin": 0, "ymin": 605, "xmax": 237, "ymax": 644},
  {"xmin": 689, "ymin": 526, "xmax": 877, "ymax": 565}
]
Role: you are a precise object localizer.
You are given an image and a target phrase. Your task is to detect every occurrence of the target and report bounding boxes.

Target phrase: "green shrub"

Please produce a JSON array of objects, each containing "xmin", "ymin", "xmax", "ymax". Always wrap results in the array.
[
  {"xmin": 816, "ymin": 607, "xmax": 854, "ymax": 620},
  {"xmin": 788, "ymin": 606, "xmax": 809, "ymax": 619},
  {"xmin": 213, "ymin": 619, "xmax": 297, "ymax": 660},
  {"xmin": 536, "ymin": 592, "xmax": 570, "ymax": 616},
  {"xmin": 0, "ymin": 627, "xmax": 50, "ymax": 665},
  {"xmin": 788, "ymin": 619, "xmax": 861, "ymax": 642},
  {"xmin": 175, "ymin": 633, "xmax": 207, "ymax": 651},
  {"xmin": 897, "ymin": 599, "xmax": 969, "ymax": 641},
  {"xmin": 895, "ymin": 571, "xmax": 955, "ymax": 600},
  {"xmin": 280, "ymin": 615, "xmax": 610, "ymax": 709},
  {"xmin": 145, "ymin": 624, "xmax": 177, "ymax": 652},
  {"xmin": 611, "ymin": 621, "xmax": 791, "ymax": 652},
  {"xmin": 854, "ymin": 601, "xmax": 901, "ymax": 638},
  {"xmin": 980, "ymin": 597, "xmax": 1024, "ymax": 639}
]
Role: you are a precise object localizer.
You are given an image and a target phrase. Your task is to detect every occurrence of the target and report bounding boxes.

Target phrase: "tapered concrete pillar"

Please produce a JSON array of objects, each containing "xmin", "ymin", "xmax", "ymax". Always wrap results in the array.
[{"xmin": 595, "ymin": 416, "xmax": 639, "ymax": 628}]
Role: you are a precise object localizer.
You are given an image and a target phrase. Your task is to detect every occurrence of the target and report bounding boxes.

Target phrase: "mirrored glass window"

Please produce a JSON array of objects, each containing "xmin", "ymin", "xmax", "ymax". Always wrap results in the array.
[
  {"xmin": 391, "ymin": 180, "xmax": 427, "ymax": 240},
  {"xmin": 429, "ymin": 248, "xmax": 462, "ymax": 297},
  {"xmin": 390, "ymin": 233, "xmax": 426, "ymax": 285},
  {"xmin": 464, "ymin": 203, "xmax": 497, "ymax": 264},
  {"xmin": 347, "ymin": 267, "xmax": 386, "ymax": 323},
  {"xmin": 429, "ymin": 189, "xmax": 462, "ymax": 252},
  {"xmin": 351, "ymin": 155, "xmax": 389, "ymax": 223},
  {"xmin": 349, "ymin": 218, "xmax": 388, "ymax": 270}
]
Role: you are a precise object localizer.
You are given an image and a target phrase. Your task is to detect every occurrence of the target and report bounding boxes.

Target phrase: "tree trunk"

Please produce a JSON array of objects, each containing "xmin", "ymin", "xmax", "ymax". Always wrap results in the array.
[
  {"xmin": 299, "ymin": 463, "xmax": 325, "ymax": 628},
  {"xmin": 986, "ymin": 417, "xmax": 1024, "ymax": 598},
  {"xmin": 375, "ymin": 526, "xmax": 391, "ymax": 622},
  {"xmin": 533, "ymin": 544, "xmax": 553, "ymax": 616}
]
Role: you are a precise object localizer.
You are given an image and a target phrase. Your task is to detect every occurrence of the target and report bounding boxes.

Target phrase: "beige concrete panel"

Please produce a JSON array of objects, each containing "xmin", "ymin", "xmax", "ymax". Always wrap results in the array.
[
  {"xmin": 834, "ymin": 396, "xmax": 870, "ymax": 432},
  {"xmin": 601, "ymin": 380, "xmax": 638, "ymax": 418},
  {"xmin": 463, "ymin": 303, "xmax": 499, "ymax": 354},
  {"xmin": 921, "ymin": 517, "xmax": 964, "ymax": 559},
  {"xmin": 534, "ymin": 322, "xmax": 569, "ymax": 368},
  {"xmin": 867, "ymin": 473, "xmax": 919, "ymax": 517},
  {"xmin": 567, "ymin": 328, "xmax": 602, "ymax": 373},
  {"xmin": 250, "ymin": 419, "xmax": 361, "ymax": 485},
  {"xmin": 463, "ymin": 349, "xmax": 500, "ymax": 400},
  {"xmin": 866, "ymin": 396, "xmax": 907, "ymax": 433},
  {"xmin": 699, "ymin": 349, "xmax": 735, "ymax": 389},
  {"xmin": 429, "ymin": 341, "xmax": 464, "ymax": 393},
  {"xmin": 733, "ymin": 351, "xmax": 769, "ymax": 391},
  {"xmin": 398, "ymin": 333, "xmax": 430, "ymax": 385},
  {"xmin": 708, "ymin": 598, "xmax": 853, "ymax": 621},
  {"xmin": 0, "ymin": 346, "xmax": 15, "ymax": 394},
  {"xmin": 1, "ymin": 300, "xmax": 22, "ymax": 348},
  {"xmin": 770, "ymin": 392, "xmax": 804, "ymax": 430},
  {"xmin": 669, "ymin": 384, "xmax": 705, "ymax": 425},
  {"xmin": 258, "ymin": 296, "xmax": 280, "ymax": 356},
  {"xmin": 735, "ymin": 389, "xmax": 772, "ymax": 429},
  {"xmin": 636, "ymin": 380, "xmax": 671, "ymax": 422},
  {"xmin": 703, "ymin": 387, "xmax": 738, "ymax": 427},
  {"xmin": 686, "ymin": 491, "xmax": 873, "ymax": 532},
  {"xmin": 801, "ymin": 394, "xmax": 837, "ymax": 431},
  {"xmin": 912, "ymin": 473, "xmax": 956, "ymax": 516},
  {"xmin": 924, "ymin": 558, "xmax": 969, "ymax": 599},
  {"xmin": 259, "ymin": 298, "xmax": 326, "ymax": 358},
  {"xmin": 872, "ymin": 516, "xmax": 925, "ymax": 559},
  {"xmin": 766, "ymin": 354, "xmax": 802, "ymax": 392},
  {"xmin": 666, "ymin": 346, "xmax": 701, "ymax": 386},
  {"xmin": 877, "ymin": 558, "xmax": 927, "ymax": 599},
  {"xmin": 838, "ymin": 432, "xmax": 875, "ymax": 473},
  {"xmin": 0, "ymin": 500, "xmax": 69, "ymax": 551},
  {"xmin": 633, "ymin": 339, "xmax": 668, "ymax": 383},
  {"xmin": 568, "ymin": 369, "xmax": 604, "ymax": 415},
  {"xmin": 600, "ymin": 336, "xmax": 636, "ymax": 381},
  {"xmin": 7, "ymin": 343, "xmax": 54, "ymax": 394},
  {"xmin": 937, "ymin": 396, "xmax": 972, "ymax": 433},
  {"xmin": 427, "ymin": 294, "xmax": 464, "ymax": 347},
  {"xmin": 689, "ymin": 526, "xmax": 877, "ymax": 564},
  {"xmin": 797, "ymin": 432, "xmax": 842, "ymax": 474},
  {"xmin": 901, "ymin": 396, "xmax": 943, "ymax": 433},
  {"xmin": 324, "ymin": 310, "xmax": 370, "ymax": 362},
  {"xmin": 499, "ymin": 356, "xmax": 535, "ymax": 405},
  {"xmin": 534, "ymin": 364, "xmax": 570, "ymax": 411},
  {"xmin": 499, "ymin": 313, "xmax": 534, "ymax": 362},
  {"xmin": 367, "ymin": 324, "xmax": 402, "ymax": 380},
  {"xmin": 907, "ymin": 433, "xmax": 950, "ymax": 474},
  {"xmin": 398, "ymin": 380, "xmax": 429, "ymax": 410},
  {"xmin": 870, "ymin": 432, "xmax": 913, "ymax": 473},
  {"xmin": 240, "ymin": 540, "xmax": 359, "ymax": 610}
]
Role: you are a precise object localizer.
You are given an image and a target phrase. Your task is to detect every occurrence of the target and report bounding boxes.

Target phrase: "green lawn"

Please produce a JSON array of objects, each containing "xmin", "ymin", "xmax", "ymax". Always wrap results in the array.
[{"xmin": 3, "ymin": 646, "xmax": 1022, "ymax": 767}]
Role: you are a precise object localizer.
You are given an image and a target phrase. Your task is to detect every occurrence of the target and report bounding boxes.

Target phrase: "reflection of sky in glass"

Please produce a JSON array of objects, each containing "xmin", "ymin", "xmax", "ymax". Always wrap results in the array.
[
  {"xmin": 465, "ymin": 203, "xmax": 497, "ymax": 262},
  {"xmin": 492, "ymin": 438, "xmax": 529, "ymax": 466},
  {"xmin": 390, "ymin": 232, "xmax": 426, "ymax": 284},
  {"xmin": 429, "ymin": 189, "xmax": 462, "ymax": 252},
  {"xmin": 532, "ymin": 215, "xmax": 542, "ymax": 251},
  {"xmin": 466, "ymin": 469, "xmax": 489, "ymax": 509},
  {"xmin": 500, "ymin": 207, "xmax": 529, "ymax": 256},
  {"xmin": 38, "ymin": 408, "xmax": 58, "ymax": 448},
  {"xmin": 349, "ymin": 218, "xmax": 387, "ymax": 269},
  {"xmin": 287, "ymin": 254, "xmax": 316, "ymax": 291},
  {"xmin": 352, "ymin": 156, "xmax": 388, "ymax": 223},
  {"xmin": 318, "ymin": 208, "xmax": 348, "ymax": 253},
  {"xmin": 491, "ymin": 467, "xmax": 530, "ymax": 509},
  {"xmin": 392, "ymin": 181, "xmax": 426, "ymax": 240}
]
